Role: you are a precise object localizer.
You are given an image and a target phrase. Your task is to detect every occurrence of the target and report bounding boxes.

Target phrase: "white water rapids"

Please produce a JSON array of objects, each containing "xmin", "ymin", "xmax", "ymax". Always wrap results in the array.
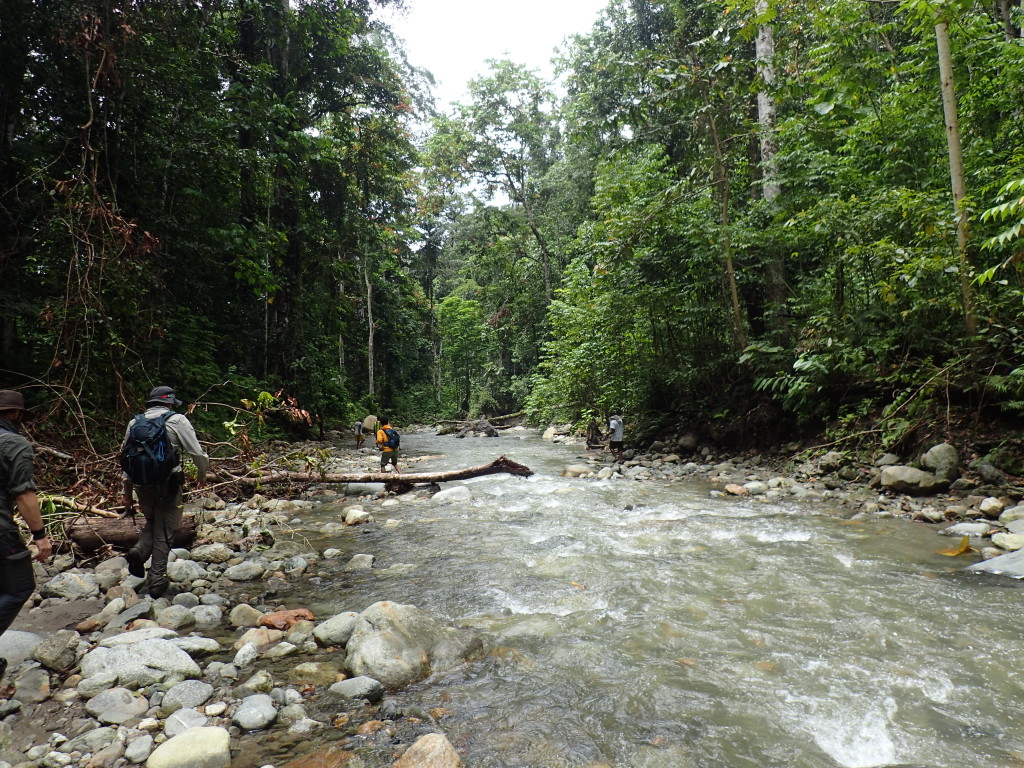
[{"xmin": 289, "ymin": 428, "xmax": 1024, "ymax": 768}]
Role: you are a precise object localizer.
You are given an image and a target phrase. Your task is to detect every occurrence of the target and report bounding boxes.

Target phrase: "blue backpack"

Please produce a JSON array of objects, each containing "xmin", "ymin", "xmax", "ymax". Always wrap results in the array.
[
  {"xmin": 383, "ymin": 427, "xmax": 400, "ymax": 449},
  {"xmin": 120, "ymin": 412, "xmax": 179, "ymax": 485}
]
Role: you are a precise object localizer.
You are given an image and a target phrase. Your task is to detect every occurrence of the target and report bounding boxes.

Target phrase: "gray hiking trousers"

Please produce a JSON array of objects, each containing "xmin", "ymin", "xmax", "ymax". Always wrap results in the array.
[{"xmin": 131, "ymin": 475, "xmax": 183, "ymax": 595}]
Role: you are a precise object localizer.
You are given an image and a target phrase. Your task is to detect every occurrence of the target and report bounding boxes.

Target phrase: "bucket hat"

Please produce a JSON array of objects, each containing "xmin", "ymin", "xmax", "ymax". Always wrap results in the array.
[
  {"xmin": 146, "ymin": 386, "xmax": 182, "ymax": 408},
  {"xmin": 0, "ymin": 390, "xmax": 28, "ymax": 412}
]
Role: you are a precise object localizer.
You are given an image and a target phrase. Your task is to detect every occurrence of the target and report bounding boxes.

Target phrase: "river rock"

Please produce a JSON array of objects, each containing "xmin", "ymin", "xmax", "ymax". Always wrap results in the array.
[
  {"xmin": 232, "ymin": 694, "xmax": 277, "ymax": 730},
  {"xmin": 392, "ymin": 733, "xmax": 463, "ymax": 768},
  {"xmin": 166, "ymin": 560, "xmax": 208, "ymax": 583},
  {"xmin": 344, "ymin": 601, "xmax": 483, "ymax": 689},
  {"xmin": 345, "ymin": 554, "xmax": 375, "ymax": 570},
  {"xmin": 101, "ymin": 627, "xmax": 178, "ymax": 645},
  {"xmin": 941, "ymin": 522, "xmax": 995, "ymax": 537},
  {"xmin": 13, "ymin": 665, "xmax": 50, "ymax": 702},
  {"xmin": 234, "ymin": 627, "xmax": 283, "ymax": 652},
  {"xmin": 992, "ymin": 532, "xmax": 1024, "ymax": 551},
  {"xmin": 0, "ymin": 630, "xmax": 42, "ymax": 667},
  {"xmin": 236, "ymin": 669, "xmax": 274, "ymax": 696},
  {"xmin": 81, "ymin": 638, "xmax": 201, "ymax": 687},
  {"xmin": 31, "ymin": 629, "xmax": 82, "ymax": 673},
  {"xmin": 289, "ymin": 661, "xmax": 343, "ymax": 686},
  {"xmin": 431, "ymin": 486, "xmax": 472, "ymax": 504},
  {"xmin": 880, "ymin": 466, "xmax": 949, "ymax": 495},
  {"xmin": 345, "ymin": 508, "xmax": 374, "ymax": 525},
  {"xmin": 190, "ymin": 544, "xmax": 234, "ymax": 564},
  {"xmin": 1000, "ymin": 505, "xmax": 1024, "ymax": 524},
  {"xmin": 145, "ymin": 726, "xmax": 230, "ymax": 768},
  {"xmin": 157, "ymin": 605, "xmax": 196, "ymax": 630},
  {"xmin": 223, "ymin": 561, "xmax": 265, "ymax": 581},
  {"xmin": 125, "ymin": 734, "xmax": 153, "ymax": 764},
  {"xmin": 326, "ymin": 676, "xmax": 384, "ymax": 703},
  {"xmin": 921, "ymin": 442, "xmax": 959, "ymax": 482},
  {"xmin": 192, "ymin": 605, "xmax": 223, "ymax": 629},
  {"xmin": 230, "ymin": 604, "xmax": 265, "ymax": 628},
  {"xmin": 85, "ymin": 687, "xmax": 149, "ymax": 724},
  {"xmin": 313, "ymin": 611, "xmax": 360, "ymax": 646},
  {"xmin": 63, "ymin": 725, "xmax": 117, "ymax": 754},
  {"xmin": 40, "ymin": 571, "xmax": 100, "ymax": 600},
  {"xmin": 159, "ymin": 680, "xmax": 214, "ymax": 716},
  {"xmin": 233, "ymin": 642, "xmax": 258, "ymax": 667},
  {"xmin": 973, "ymin": 460, "xmax": 1006, "ymax": 485},
  {"xmin": 817, "ymin": 451, "xmax": 846, "ymax": 472},
  {"xmin": 165, "ymin": 707, "xmax": 208, "ymax": 737},
  {"xmin": 979, "ymin": 497, "xmax": 1006, "ymax": 517},
  {"xmin": 170, "ymin": 636, "xmax": 221, "ymax": 657},
  {"xmin": 562, "ymin": 464, "xmax": 593, "ymax": 478}
]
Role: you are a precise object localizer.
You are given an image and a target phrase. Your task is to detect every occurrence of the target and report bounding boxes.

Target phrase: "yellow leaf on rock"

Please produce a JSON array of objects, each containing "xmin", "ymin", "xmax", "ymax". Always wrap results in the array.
[{"xmin": 938, "ymin": 535, "xmax": 975, "ymax": 557}]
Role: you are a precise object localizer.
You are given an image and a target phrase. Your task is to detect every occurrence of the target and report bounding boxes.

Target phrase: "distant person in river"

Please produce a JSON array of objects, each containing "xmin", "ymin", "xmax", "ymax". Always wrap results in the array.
[
  {"xmin": 376, "ymin": 417, "xmax": 401, "ymax": 473},
  {"xmin": 585, "ymin": 417, "xmax": 603, "ymax": 449},
  {"xmin": 608, "ymin": 411, "xmax": 624, "ymax": 462},
  {"xmin": 0, "ymin": 389, "xmax": 52, "ymax": 680},
  {"xmin": 353, "ymin": 418, "xmax": 365, "ymax": 449},
  {"xmin": 120, "ymin": 386, "xmax": 209, "ymax": 598}
]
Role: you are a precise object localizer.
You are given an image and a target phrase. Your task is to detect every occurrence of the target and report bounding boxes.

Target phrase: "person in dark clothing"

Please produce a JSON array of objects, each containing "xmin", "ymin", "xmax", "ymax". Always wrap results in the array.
[
  {"xmin": 121, "ymin": 387, "xmax": 209, "ymax": 598},
  {"xmin": 0, "ymin": 389, "xmax": 52, "ymax": 679}
]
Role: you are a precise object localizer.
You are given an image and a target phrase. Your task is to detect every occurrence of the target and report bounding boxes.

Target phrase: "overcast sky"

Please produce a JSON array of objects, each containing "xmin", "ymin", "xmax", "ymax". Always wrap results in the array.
[{"xmin": 381, "ymin": 0, "xmax": 610, "ymax": 111}]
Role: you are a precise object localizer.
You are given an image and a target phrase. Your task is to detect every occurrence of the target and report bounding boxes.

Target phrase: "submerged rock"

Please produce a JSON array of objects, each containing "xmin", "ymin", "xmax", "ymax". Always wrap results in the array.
[{"xmin": 345, "ymin": 601, "xmax": 483, "ymax": 689}]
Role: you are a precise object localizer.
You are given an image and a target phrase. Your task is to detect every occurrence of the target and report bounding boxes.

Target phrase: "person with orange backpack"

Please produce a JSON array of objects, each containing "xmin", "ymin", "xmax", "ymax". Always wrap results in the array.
[{"xmin": 376, "ymin": 417, "xmax": 401, "ymax": 473}]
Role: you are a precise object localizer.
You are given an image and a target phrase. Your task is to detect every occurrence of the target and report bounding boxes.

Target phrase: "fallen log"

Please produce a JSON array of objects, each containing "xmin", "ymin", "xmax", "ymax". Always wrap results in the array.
[
  {"xmin": 221, "ymin": 455, "xmax": 533, "ymax": 491},
  {"xmin": 62, "ymin": 513, "xmax": 198, "ymax": 552}
]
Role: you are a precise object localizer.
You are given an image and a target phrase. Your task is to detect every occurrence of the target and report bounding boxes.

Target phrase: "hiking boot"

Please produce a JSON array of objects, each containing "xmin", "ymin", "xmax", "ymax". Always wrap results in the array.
[
  {"xmin": 126, "ymin": 549, "xmax": 146, "ymax": 578},
  {"xmin": 0, "ymin": 657, "xmax": 7, "ymax": 679}
]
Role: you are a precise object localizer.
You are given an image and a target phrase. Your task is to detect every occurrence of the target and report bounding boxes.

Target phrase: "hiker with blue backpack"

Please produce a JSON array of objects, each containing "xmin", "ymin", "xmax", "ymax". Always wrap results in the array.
[
  {"xmin": 376, "ymin": 417, "xmax": 401, "ymax": 473},
  {"xmin": 120, "ymin": 386, "xmax": 209, "ymax": 597}
]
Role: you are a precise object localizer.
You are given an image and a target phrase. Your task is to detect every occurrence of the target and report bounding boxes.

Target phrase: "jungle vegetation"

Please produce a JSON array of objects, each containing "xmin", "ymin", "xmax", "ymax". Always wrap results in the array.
[{"xmin": 2, "ymin": 0, "xmax": 1023, "ymax": 455}]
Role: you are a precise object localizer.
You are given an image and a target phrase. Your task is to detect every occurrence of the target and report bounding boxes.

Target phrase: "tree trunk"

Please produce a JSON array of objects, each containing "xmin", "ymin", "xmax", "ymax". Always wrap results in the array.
[
  {"xmin": 63, "ymin": 514, "xmax": 198, "ymax": 552},
  {"xmin": 935, "ymin": 19, "xmax": 977, "ymax": 335},
  {"xmin": 364, "ymin": 252, "xmax": 376, "ymax": 398},
  {"xmin": 219, "ymin": 455, "xmax": 533, "ymax": 491},
  {"xmin": 755, "ymin": 0, "xmax": 787, "ymax": 320}
]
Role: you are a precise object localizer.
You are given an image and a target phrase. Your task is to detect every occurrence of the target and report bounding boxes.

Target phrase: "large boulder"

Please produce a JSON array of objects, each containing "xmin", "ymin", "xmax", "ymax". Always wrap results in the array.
[
  {"xmin": 880, "ymin": 466, "xmax": 949, "ymax": 496},
  {"xmin": 81, "ymin": 638, "xmax": 201, "ymax": 687},
  {"xmin": 146, "ymin": 726, "xmax": 230, "ymax": 768},
  {"xmin": 40, "ymin": 571, "xmax": 100, "ymax": 599},
  {"xmin": 921, "ymin": 442, "xmax": 960, "ymax": 482},
  {"xmin": 344, "ymin": 601, "xmax": 483, "ymax": 690}
]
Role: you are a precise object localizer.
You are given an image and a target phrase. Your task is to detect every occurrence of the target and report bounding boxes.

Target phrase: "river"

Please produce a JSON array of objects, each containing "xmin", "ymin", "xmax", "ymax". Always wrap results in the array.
[{"xmin": 280, "ymin": 428, "xmax": 1024, "ymax": 768}]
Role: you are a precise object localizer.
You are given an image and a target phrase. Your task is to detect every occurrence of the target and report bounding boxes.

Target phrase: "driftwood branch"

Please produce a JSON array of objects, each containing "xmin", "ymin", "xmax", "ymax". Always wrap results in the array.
[
  {"xmin": 219, "ymin": 455, "xmax": 533, "ymax": 491},
  {"xmin": 42, "ymin": 495, "xmax": 122, "ymax": 519}
]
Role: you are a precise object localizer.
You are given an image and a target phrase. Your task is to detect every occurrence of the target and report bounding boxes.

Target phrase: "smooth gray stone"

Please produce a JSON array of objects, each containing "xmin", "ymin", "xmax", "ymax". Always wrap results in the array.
[
  {"xmin": 0, "ymin": 630, "xmax": 42, "ymax": 666},
  {"xmin": 967, "ymin": 548, "xmax": 1024, "ymax": 579}
]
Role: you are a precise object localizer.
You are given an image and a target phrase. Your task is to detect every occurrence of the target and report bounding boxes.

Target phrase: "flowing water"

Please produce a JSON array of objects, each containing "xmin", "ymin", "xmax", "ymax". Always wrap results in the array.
[{"xmin": 282, "ymin": 429, "xmax": 1024, "ymax": 768}]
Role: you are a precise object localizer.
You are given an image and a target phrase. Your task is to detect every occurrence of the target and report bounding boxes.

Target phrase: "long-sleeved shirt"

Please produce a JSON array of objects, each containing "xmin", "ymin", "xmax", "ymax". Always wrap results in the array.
[{"xmin": 0, "ymin": 417, "xmax": 36, "ymax": 535}]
